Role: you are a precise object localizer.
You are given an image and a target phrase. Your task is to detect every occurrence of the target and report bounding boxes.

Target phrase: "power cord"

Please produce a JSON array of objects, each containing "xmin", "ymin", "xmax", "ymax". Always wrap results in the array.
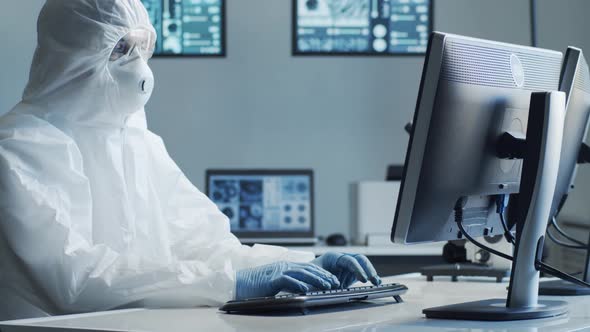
[
  {"xmin": 495, "ymin": 195, "xmax": 515, "ymax": 245},
  {"xmin": 496, "ymin": 195, "xmax": 587, "ymax": 249},
  {"xmin": 496, "ymin": 195, "xmax": 588, "ymax": 250},
  {"xmin": 535, "ymin": 261, "xmax": 590, "ymax": 288},
  {"xmin": 549, "ymin": 216, "xmax": 587, "ymax": 246},
  {"xmin": 546, "ymin": 227, "xmax": 587, "ymax": 249},
  {"xmin": 455, "ymin": 197, "xmax": 590, "ymax": 288},
  {"xmin": 455, "ymin": 206, "xmax": 512, "ymax": 262}
]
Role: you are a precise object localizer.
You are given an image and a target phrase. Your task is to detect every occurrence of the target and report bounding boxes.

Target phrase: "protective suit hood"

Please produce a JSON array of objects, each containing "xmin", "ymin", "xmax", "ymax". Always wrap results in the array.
[
  {"xmin": 23, "ymin": 0, "xmax": 156, "ymax": 126},
  {"xmin": 0, "ymin": 0, "xmax": 313, "ymax": 321}
]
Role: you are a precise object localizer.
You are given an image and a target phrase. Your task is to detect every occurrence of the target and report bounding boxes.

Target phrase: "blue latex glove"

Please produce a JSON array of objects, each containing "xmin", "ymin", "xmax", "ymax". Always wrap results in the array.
[
  {"xmin": 311, "ymin": 252, "xmax": 382, "ymax": 289},
  {"xmin": 235, "ymin": 261, "xmax": 340, "ymax": 300}
]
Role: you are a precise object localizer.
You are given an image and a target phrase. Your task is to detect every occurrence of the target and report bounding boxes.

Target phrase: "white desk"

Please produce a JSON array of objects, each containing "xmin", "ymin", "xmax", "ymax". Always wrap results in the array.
[
  {"xmin": 284, "ymin": 243, "xmax": 444, "ymax": 256},
  {"xmin": 2, "ymin": 274, "xmax": 589, "ymax": 332}
]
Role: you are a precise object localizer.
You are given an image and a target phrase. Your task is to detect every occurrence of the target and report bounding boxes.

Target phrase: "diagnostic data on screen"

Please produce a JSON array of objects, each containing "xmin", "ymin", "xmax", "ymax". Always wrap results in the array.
[
  {"xmin": 209, "ymin": 175, "xmax": 312, "ymax": 233},
  {"xmin": 140, "ymin": 0, "xmax": 224, "ymax": 56},
  {"xmin": 294, "ymin": 0, "xmax": 431, "ymax": 55}
]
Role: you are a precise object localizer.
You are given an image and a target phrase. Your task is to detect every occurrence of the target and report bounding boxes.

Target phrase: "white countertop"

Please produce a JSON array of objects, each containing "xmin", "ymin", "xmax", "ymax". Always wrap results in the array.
[
  {"xmin": 2, "ymin": 274, "xmax": 590, "ymax": 332},
  {"xmin": 284, "ymin": 243, "xmax": 444, "ymax": 256}
]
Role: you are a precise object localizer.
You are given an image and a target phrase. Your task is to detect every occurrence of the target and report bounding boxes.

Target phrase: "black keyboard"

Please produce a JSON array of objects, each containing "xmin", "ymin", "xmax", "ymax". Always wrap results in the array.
[{"xmin": 220, "ymin": 283, "xmax": 408, "ymax": 314}]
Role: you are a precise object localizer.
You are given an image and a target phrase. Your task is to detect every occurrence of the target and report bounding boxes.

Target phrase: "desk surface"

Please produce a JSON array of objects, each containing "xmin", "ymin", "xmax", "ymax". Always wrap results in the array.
[
  {"xmin": 284, "ymin": 243, "xmax": 444, "ymax": 256},
  {"xmin": 2, "ymin": 274, "xmax": 589, "ymax": 332}
]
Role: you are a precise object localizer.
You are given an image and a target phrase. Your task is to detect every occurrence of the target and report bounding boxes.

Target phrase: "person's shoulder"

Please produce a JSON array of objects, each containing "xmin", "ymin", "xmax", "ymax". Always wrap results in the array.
[
  {"xmin": 0, "ymin": 110, "xmax": 53, "ymax": 130},
  {"xmin": 0, "ymin": 111, "xmax": 72, "ymax": 143},
  {"xmin": 0, "ymin": 111, "xmax": 79, "ymax": 172}
]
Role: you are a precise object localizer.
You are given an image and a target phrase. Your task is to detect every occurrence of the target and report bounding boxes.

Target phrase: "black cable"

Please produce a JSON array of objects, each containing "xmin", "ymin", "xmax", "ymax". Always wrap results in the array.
[
  {"xmin": 536, "ymin": 261, "xmax": 590, "ymax": 288},
  {"xmin": 495, "ymin": 195, "xmax": 515, "ymax": 245},
  {"xmin": 458, "ymin": 217, "xmax": 590, "ymax": 288},
  {"xmin": 454, "ymin": 197, "xmax": 590, "ymax": 288},
  {"xmin": 456, "ymin": 218, "xmax": 513, "ymax": 261},
  {"xmin": 499, "ymin": 212, "xmax": 515, "ymax": 245},
  {"xmin": 546, "ymin": 227, "xmax": 587, "ymax": 249},
  {"xmin": 549, "ymin": 216, "xmax": 586, "ymax": 246}
]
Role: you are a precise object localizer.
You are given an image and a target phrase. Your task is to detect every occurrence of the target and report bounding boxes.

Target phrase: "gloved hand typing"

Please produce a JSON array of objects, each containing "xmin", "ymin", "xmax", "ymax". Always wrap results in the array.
[
  {"xmin": 311, "ymin": 252, "xmax": 382, "ymax": 289},
  {"xmin": 235, "ymin": 261, "xmax": 340, "ymax": 300}
]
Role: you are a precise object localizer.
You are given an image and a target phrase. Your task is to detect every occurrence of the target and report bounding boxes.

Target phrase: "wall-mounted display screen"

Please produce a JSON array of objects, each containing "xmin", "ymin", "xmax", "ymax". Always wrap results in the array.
[
  {"xmin": 140, "ymin": 0, "xmax": 225, "ymax": 56},
  {"xmin": 293, "ymin": 0, "xmax": 432, "ymax": 55}
]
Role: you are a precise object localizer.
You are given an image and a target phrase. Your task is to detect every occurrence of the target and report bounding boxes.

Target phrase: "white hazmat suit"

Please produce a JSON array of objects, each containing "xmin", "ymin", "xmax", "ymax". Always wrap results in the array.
[{"xmin": 0, "ymin": 0, "xmax": 313, "ymax": 321}]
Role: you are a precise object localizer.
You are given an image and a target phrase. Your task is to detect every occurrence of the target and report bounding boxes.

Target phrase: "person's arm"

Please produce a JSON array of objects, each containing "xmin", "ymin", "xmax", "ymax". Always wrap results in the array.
[
  {"xmin": 0, "ymin": 118, "xmax": 248, "ymax": 313},
  {"xmin": 139, "ymin": 127, "xmax": 385, "ymax": 297},
  {"xmin": 142, "ymin": 128, "xmax": 315, "ymax": 270}
]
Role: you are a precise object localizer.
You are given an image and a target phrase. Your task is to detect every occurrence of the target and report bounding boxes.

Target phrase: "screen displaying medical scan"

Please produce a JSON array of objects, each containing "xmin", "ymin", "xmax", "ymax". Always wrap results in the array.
[
  {"xmin": 140, "ymin": 0, "xmax": 224, "ymax": 56},
  {"xmin": 294, "ymin": 0, "xmax": 431, "ymax": 54},
  {"xmin": 209, "ymin": 175, "xmax": 312, "ymax": 233}
]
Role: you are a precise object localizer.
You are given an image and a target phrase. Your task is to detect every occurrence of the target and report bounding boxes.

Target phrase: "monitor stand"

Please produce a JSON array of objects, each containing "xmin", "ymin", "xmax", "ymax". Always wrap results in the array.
[
  {"xmin": 424, "ymin": 92, "xmax": 569, "ymax": 321},
  {"xmin": 420, "ymin": 240, "xmax": 510, "ymax": 283},
  {"xmin": 539, "ymin": 232, "xmax": 590, "ymax": 295},
  {"xmin": 421, "ymin": 263, "xmax": 510, "ymax": 283}
]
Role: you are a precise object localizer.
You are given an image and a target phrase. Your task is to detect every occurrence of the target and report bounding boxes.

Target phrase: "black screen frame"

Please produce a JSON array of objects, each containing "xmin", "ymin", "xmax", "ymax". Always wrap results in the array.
[
  {"xmin": 292, "ymin": 0, "xmax": 434, "ymax": 57},
  {"xmin": 149, "ymin": 0, "xmax": 227, "ymax": 58},
  {"xmin": 205, "ymin": 169, "xmax": 315, "ymax": 239}
]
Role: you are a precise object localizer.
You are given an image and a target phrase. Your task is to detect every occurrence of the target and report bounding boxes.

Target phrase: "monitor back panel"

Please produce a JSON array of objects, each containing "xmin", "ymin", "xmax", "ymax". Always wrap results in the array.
[{"xmin": 392, "ymin": 32, "xmax": 563, "ymax": 244}]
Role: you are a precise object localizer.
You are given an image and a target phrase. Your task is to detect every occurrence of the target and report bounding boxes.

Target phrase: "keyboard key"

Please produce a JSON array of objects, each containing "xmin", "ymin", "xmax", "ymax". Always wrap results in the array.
[{"xmin": 271, "ymin": 283, "xmax": 402, "ymax": 300}]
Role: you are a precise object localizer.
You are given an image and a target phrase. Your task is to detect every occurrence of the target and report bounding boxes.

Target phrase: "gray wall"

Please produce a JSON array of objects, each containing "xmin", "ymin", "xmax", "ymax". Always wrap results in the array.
[{"xmin": 0, "ymin": 0, "xmax": 589, "ymax": 239}]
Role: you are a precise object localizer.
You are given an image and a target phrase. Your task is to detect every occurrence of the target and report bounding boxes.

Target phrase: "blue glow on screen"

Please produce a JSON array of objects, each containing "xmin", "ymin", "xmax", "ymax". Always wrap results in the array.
[
  {"xmin": 140, "ymin": 0, "xmax": 224, "ymax": 56},
  {"xmin": 295, "ymin": 0, "xmax": 431, "ymax": 54},
  {"xmin": 209, "ymin": 175, "xmax": 312, "ymax": 233}
]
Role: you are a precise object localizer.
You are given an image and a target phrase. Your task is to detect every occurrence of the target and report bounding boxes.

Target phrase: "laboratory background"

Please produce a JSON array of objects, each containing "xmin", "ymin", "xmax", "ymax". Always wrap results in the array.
[
  {"xmin": 1, "ymin": 0, "xmax": 589, "ymax": 273},
  {"xmin": 3, "ymin": 0, "xmax": 587, "ymax": 237},
  {"xmin": 2, "ymin": 0, "xmax": 590, "ymax": 330}
]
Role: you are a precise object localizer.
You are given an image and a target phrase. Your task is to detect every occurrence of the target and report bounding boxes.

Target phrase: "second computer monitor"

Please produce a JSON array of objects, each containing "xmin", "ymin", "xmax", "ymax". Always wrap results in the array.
[
  {"xmin": 392, "ymin": 32, "xmax": 563, "ymax": 244},
  {"xmin": 550, "ymin": 47, "xmax": 590, "ymax": 218}
]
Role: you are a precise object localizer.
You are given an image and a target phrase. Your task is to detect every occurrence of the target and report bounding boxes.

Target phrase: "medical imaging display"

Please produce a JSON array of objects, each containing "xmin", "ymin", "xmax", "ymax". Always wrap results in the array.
[
  {"xmin": 294, "ymin": 0, "xmax": 431, "ymax": 54},
  {"xmin": 140, "ymin": 0, "xmax": 224, "ymax": 56},
  {"xmin": 209, "ymin": 175, "xmax": 312, "ymax": 233}
]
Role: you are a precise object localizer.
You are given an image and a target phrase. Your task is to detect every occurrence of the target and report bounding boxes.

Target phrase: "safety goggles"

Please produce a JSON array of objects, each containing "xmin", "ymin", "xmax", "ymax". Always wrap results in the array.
[{"xmin": 110, "ymin": 29, "xmax": 156, "ymax": 61}]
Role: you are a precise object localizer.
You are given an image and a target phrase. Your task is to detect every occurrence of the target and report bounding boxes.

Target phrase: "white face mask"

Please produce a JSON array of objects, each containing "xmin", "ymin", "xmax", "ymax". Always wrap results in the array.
[{"xmin": 108, "ymin": 47, "xmax": 154, "ymax": 114}]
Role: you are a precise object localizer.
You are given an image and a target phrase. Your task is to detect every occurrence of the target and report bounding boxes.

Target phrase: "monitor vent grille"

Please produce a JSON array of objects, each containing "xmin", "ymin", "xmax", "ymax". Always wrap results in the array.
[
  {"xmin": 441, "ymin": 40, "xmax": 561, "ymax": 91},
  {"xmin": 574, "ymin": 55, "xmax": 590, "ymax": 94}
]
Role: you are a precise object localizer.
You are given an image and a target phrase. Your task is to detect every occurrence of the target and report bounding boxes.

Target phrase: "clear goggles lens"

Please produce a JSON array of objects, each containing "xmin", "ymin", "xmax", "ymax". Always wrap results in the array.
[{"xmin": 110, "ymin": 29, "xmax": 155, "ymax": 61}]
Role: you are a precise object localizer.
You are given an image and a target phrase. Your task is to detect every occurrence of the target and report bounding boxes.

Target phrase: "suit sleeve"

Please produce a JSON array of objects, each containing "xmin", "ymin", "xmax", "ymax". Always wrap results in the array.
[
  {"xmin": 143, "ymin": 130, "xmax": 315, "ymax": 270},
  {"xmin": 0, "ymin": 116, "xmax": 282, "ymax": 313}
]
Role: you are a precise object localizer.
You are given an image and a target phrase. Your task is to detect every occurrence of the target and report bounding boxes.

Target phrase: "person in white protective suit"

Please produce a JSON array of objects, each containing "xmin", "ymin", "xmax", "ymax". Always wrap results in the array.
[{"xmin": 0, "ymin": 0, "xmax": 382, "ymax": 321}]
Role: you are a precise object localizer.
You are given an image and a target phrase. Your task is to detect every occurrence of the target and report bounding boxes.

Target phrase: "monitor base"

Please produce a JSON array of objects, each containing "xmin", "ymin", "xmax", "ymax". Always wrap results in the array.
[
  {"xmin": 421, "ymin": 263, "xmax": 510, "ymax": 283},
  {"xmin": 423, "ymin": 299, "xmax": 568, "ymax": 321},
  {"xmin": 539, "ymin": 279, "xmax": 590, "ymax": 296}
]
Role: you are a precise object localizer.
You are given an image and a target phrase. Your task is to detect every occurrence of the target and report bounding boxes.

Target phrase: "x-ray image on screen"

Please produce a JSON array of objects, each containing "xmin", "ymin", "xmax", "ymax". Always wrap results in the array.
[
  {"xmin": 140, "ymin": 0, "xmax": 225, "ymax": 56},
  {"xmin": 294, "ymin": 0, "xmax": 431, "ymax": 55}
]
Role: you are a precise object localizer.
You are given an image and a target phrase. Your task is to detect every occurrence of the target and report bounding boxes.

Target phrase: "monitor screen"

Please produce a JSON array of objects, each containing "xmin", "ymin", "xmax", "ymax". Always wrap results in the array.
[
  {"xmin": 140, "ymin": 0, "xmax": 225, "ymax": 56},
  {"xmin": 207, "ymin": 173, "xmax": 313, "ymax": 234},
  {"xmin": 293, "ymin": 0, "xmax": 431, "ymax": 55}
]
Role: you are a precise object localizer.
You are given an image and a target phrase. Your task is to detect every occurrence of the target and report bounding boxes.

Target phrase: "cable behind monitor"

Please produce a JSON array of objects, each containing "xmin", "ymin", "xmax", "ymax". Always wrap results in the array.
[{"xmin": 454, "ymin": 196, "xmax": 590, "ymax": 289}]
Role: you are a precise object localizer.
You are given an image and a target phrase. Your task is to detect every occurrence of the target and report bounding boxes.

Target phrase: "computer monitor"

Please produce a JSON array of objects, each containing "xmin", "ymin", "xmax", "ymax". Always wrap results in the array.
[
  {"xmin": 549, "ymin": 47, "xmax": 590, "ymax": 219},
  {"xmin": 140, "ymin": 0, "xmax": 225, "ymax": 56},
  {"xmin": 293, "ymin": 0, "xmax": 431, "ymax": 55},
  {"xmin": 391, "ymin": 32, "xmax": 568, "ymax": 320},
  {"xmin": 206, "ymin": 169, "xmax": 316, "ymax": 244},
  {"xmin": 539, "ymin": 48, "xmax": 590, "ymax": 295}
]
